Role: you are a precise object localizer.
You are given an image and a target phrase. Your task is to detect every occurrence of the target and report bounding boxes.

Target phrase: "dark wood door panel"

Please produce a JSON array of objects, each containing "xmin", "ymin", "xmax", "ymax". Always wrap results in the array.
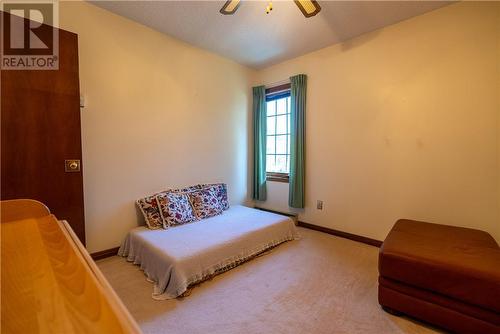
[{"xmin": 1, "ymin": 15, "xmax": 85, "ymax": 244}]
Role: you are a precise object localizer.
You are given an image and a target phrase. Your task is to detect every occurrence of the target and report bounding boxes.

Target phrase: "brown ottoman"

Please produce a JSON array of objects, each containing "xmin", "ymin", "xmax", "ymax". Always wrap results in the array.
[{"xmin": 378, "ymin": 219, "xmax": 500, "ymax": 334}]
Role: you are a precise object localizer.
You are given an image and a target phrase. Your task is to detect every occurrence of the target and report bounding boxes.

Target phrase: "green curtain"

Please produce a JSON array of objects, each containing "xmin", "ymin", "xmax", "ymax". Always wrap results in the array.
[
  {"xmin": 289, "ymin": 74, "xmax": 307, "ymax": 208},
  {"xmin": 252, "ymin": 86, "xmax": 267, "ymax": 201}
]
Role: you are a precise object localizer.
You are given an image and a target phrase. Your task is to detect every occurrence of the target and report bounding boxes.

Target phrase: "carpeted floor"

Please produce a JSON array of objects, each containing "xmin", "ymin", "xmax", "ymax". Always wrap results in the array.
[{"xmin": 97, "ymin": 227, "xmax": 442, "ymax": 334}]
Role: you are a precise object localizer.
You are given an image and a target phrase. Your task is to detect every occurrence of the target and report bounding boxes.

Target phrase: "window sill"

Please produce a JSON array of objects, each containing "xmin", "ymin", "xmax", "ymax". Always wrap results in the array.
[{"xmin": 266, "ymin": 172, "xmax": 289, "ymax": 183}]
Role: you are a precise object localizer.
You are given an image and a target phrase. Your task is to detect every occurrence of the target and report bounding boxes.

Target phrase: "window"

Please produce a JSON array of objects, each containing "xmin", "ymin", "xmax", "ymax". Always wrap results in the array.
[{"xmin": 265, "ymin": 83, "xmax": 291, "ymax": 183}]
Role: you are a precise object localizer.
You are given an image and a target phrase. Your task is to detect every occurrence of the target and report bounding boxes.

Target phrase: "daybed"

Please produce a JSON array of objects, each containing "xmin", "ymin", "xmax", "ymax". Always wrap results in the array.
[{"xmin": 119, "ymin": 205, "xmax": 299, "ymax": 300}]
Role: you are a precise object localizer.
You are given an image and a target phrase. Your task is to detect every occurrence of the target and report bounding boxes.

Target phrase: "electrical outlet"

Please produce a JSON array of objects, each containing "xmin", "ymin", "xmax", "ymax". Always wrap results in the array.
[{"xmin": 317, "ymin": 200, "xmax": 323, "ymax": 210}]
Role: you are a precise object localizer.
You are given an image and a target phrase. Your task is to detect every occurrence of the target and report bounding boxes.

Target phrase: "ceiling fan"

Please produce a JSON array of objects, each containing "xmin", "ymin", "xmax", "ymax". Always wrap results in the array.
[{"xmin": 220, "ymin": 0, "xmax": 321, "ymax": 18}]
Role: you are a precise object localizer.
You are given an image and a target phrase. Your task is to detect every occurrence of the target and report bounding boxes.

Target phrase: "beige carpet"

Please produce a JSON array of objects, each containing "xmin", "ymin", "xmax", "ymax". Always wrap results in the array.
[{"xmin": 97, "ymin": 227, "xmax": 442, "ymax": 334}]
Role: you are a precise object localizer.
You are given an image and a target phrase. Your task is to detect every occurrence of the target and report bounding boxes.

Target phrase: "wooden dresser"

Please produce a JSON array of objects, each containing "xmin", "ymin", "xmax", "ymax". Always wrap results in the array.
[{"xmin": 1, "ymin": 200, "xmax": 141, "ymax": 334}]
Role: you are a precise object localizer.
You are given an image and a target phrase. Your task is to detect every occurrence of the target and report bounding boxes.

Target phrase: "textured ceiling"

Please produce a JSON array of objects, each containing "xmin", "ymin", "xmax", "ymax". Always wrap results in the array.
[{"xmin": 91, "ymin": 1, "xmax": 451, "ymax": 69}]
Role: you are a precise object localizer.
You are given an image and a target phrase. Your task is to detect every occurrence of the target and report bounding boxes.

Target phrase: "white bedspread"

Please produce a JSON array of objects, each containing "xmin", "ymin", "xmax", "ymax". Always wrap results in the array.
[{"xmin": 118, "ymin": 205, "xmax": 299, "ymax": 300}]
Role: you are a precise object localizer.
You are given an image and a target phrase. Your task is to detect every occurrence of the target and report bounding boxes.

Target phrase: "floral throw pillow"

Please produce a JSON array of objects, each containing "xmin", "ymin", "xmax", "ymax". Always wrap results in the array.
[
  {"xmin": 157, "ymin": 192, "xmax": 197, "ymax": 228},
  {"xmin": 202, "ymin": 183, "xmax": 229, "ymax": 210},
  {"xmin": 171, "ymin": 184, "xmax": 204, "ymax": 194},
  {"xmin": 136, "ymin": 194, "xmax": 164, "ymax": 229},
  {"xmin": 189, "ymin": 187, "xmax": 223, "ymax": 220}
]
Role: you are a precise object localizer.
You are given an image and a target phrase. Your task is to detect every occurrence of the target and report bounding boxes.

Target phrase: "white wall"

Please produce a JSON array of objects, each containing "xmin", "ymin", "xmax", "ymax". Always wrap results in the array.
[
  {"xmin": 58, "ymin": 1, "xmax": 499, "ymax": 252},
  {"xmin": 59, "ymin": 2, "xmax": 254, "ymax": 252},
  {"xmin": 254, "ymin": 2, "xmax": 500, "ymax": 242}
]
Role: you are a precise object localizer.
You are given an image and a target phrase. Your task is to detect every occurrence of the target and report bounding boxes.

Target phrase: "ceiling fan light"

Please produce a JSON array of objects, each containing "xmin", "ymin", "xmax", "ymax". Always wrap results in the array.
[
  {"xmin": 220, "ymin": 0, "xmax": 241, "ymax": 15},
  {"xmin": 294, "ymin": 0, "xmax": 321, "ymax": 18}
]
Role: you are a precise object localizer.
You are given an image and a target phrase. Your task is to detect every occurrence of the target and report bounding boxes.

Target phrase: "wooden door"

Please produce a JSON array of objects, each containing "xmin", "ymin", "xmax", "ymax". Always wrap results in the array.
[{"xmin": 1, "ymin": 14, "xmax": 85, "ymax": 245}]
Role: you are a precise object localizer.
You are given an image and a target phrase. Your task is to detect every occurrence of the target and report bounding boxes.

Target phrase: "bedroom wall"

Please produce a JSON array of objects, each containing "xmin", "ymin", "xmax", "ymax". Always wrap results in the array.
[
  {"xmin": 59, "ymin": 1, "xmax": 254, "ymax": 253},
  {"xmin": 253, "ymin": 2, "xmax": 500, "ymax": 242}
]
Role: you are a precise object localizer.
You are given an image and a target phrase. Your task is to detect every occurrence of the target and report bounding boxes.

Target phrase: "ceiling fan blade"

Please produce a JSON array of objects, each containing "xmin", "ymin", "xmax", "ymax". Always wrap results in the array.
[
  {"xmin": 220, "ymin": 0, "xmax": 241, "ymax": 15},
  {"xmin": 294, "ymin": 0, "xmax": 321, "ymax": 18}
]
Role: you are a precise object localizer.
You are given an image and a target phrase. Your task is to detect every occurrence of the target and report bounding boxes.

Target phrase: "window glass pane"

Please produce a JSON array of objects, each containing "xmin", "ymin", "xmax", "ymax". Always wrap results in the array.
[
  {"xmin": 276, "ymin": 115, "xmax": 287, "ymax": 134},
  {"xmin": 266, "ymin": 155, "xmax": 276, "ymax": 172},
  {"xmin": 287, "ymin": 113, "xmax": 291, "ymax": 133},
  {"xmin": 276, "ymin": 155, "xmax": 287, "ymax": 173},
  {"xmin": 266, "ymin": 136, "xmax": 275, "ymax": 154},
  {"xmin": 267, "ymin": 116, "xmax": 275, "ymax": 135},
  {"xmin": 276, "ymin": 135, "xmax": 287, "ymax": 154},
  {"xmin": 287, "ymin": 134, "xmax": 291, "ymax": 153},
  {"xmin": 267, "ymin": 100, "xmax": 275, "ymax": 116},
  {"xmin": 286, "ymin": 155, "xmax": 290, "ymax": 172},
  {"xmin": 277, "ymin": 98, "xmax": 286, "ymax": 115}
]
